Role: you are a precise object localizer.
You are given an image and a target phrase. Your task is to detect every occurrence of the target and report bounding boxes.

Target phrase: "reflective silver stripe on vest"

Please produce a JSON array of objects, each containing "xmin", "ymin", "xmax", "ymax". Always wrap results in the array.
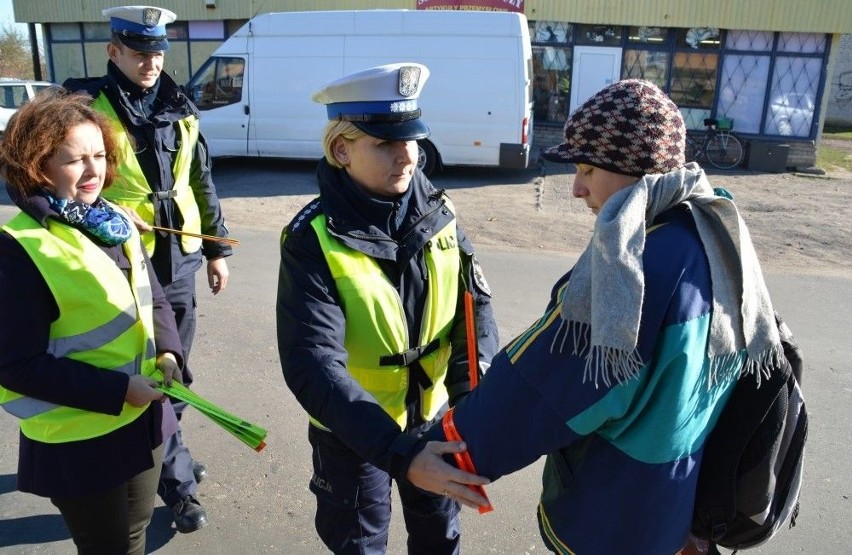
[
  {"xmin": 47, "ymin": 302, "xmax": 138, "ymax": 358},
  {"xmin": 2, "ymin": 395, "xmax": 61, "ymax": 419},
  {"xmin": 0, "ymin": 347, "xmax": 155, "ymax": 419},
  {"xmin": 137, "ymin": 283, "xmax": 152, "ymax": 313}
]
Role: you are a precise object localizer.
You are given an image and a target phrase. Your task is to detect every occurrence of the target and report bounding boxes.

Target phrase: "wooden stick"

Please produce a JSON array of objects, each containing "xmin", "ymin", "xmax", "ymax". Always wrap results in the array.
[{"xmin": 150, "ymin": 225, "xmax": 239, "ymax": 245}]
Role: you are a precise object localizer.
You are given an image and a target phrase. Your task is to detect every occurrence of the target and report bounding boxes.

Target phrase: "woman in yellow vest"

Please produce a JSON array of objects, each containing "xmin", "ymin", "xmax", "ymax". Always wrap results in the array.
[
  {"xmin": 0, "ymin": 89, "xmax": 184, "ymax": 555},
  {"xmin": 276, "ymin": 63, "xmax": 499, "ymax": 554}
]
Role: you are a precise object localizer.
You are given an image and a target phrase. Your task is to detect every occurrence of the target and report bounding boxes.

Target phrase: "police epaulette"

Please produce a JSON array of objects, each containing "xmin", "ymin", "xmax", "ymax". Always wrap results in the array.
[
  {"xmin": 62, "ymin": 76, "xmax": 108, "ymax": 97},
  {"xmin": 287, "ymin": 198, "xmax": 323, "ymax": 237},
  {"xmin": 430, "ymin": 188, "xmax": 447, "ymax": 201}
]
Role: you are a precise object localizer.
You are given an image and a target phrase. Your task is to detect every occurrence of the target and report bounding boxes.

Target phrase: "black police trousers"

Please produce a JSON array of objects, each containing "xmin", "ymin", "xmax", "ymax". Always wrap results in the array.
[
  {"xmin": 308, "ymin": 424, "xmax": 461, "ymax": 555},
  {"xmin": 158, "ymin": 274, "xmax": 199, "ymax": 507}
]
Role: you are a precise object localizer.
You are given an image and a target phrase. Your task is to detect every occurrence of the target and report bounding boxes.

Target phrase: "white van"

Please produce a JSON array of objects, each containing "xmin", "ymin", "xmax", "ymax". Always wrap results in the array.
[{"xmin": 185, "ymin": 9, "xmax": 534, "ymax": 175}]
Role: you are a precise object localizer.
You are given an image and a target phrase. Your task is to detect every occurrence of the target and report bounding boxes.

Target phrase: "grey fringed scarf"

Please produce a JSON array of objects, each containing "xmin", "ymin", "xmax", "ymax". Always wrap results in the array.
[{"xmin": 560, "ymin": 163, "xmax": 783, "ymax": 387}]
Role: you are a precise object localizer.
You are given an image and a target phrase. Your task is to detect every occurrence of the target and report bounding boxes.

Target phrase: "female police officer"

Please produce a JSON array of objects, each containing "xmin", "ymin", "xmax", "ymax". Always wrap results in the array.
[{"xmin": 276, "ymin": 63, "xmax": 498, "ymax": 554}]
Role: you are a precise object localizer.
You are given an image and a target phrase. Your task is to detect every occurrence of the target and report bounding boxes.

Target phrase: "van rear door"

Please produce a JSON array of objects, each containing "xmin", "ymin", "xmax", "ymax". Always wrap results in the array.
[{"xmin": 186, "ymin": 56, "xmax": 250, "ymax": 157}]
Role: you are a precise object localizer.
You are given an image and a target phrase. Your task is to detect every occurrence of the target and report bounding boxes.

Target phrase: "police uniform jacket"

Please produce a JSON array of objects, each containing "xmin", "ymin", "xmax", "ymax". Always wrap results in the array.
[
  {"xmin": 63, "ymin": 62, "xmax": 232, "ymax": 286},
  {"xmin": 0, "ymin": 183, "xmax": 184, "ymax": 498},
  {"xmin": 276, "ymin": 159, "xmax": 498, "ymax": 478}
]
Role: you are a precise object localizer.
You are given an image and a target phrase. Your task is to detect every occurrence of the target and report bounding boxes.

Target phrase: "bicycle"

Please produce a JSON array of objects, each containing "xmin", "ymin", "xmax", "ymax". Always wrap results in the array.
[{"xmin": 685, "ymin": 117, "xmax": 745, "ymax": 170}]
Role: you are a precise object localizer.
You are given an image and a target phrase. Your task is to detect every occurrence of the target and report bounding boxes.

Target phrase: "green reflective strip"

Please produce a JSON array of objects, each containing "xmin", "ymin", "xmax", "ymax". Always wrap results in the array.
[{"xmin": 47, "ymin": 303, "xmax": 137, "ymax": 358}]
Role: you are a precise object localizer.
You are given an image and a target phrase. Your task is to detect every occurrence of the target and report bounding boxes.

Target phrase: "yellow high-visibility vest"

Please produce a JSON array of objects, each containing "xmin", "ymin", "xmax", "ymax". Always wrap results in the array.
[
  {"xmin": 0, "ymin": 210, "xmax": 157, "ymax": 443},
  {"xmin": 300, "ymin": 199, "xmax": 460, "ymax": 430},
  {"xmin": 92, "ymin": 94, "xmax": 202, "ymax": 255}
]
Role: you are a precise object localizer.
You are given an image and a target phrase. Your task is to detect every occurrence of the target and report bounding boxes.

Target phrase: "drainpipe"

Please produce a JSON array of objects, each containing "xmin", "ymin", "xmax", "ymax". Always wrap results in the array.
[{"xmin": 28, "ymin": 23, "xmax": 42, "ymax": 81}]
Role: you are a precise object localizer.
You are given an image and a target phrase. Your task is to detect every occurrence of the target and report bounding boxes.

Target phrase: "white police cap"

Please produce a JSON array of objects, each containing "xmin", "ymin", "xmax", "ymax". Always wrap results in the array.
[
  {"xmin": 103, "ymin": 5, "xmax": 176, "ymax": 52},
  {"xmin": 311, "ymin": 63, "xmax": 431, "ymax": 141}
]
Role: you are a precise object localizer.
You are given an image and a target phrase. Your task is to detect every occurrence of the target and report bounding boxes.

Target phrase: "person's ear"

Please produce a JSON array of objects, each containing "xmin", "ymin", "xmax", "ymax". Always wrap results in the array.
[
  {"xmin": 332, "ymin": 137, "xmax": 350, "ymax": 166},
  {"xmin": 107, "ymin": 43, "xmax": 119, "ymax": 61}
]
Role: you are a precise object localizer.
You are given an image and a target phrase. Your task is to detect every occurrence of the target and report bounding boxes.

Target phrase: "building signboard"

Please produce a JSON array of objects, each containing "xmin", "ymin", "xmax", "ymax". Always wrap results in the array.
[{"xmin": 416, "ymin": 0, "xmax": 524, "ymax": 13}]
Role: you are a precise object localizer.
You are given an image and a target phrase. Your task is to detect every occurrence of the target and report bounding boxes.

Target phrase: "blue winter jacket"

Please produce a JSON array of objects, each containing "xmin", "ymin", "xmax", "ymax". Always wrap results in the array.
[{"xmin": 422, "ymin": 205, "xmax": 738, "ymax": 554}]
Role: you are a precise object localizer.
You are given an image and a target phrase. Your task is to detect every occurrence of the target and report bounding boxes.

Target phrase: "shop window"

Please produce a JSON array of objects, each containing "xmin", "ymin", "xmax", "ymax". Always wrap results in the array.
[
  {"xmin": 226, "ymin": 20, "xmax": 250, "ymax": 37},
  {"xmin": 622, "ymin": 50, "xmax": 669, "ymax": 89},
  {"xmin": 532, "ymin": 46, "xmax": 572, "ymax": 124},
  {"xmin": 760, "ymin": 32, "xmax": 826, "ymax": 137},
  {"xmin": 671, "ymin": 50, "xmax": 719, "ymax": 129},
  {"xmin": 530, "ymin": 21, "xmax": 573, "ymax": 125},
  {"xmin": 716, "ymin": 31, "xmax": 773, "ymax": 134},
  {"xmin": 671, "ymin": 27, "xmax": 721, "ymax": 129},
  {"xmin": 83, "ymin": 22, "xmax": 111, "ymax": 41},
  {"xmin": 676, "ymin": 27, "xmax": 721, "ymax": 50},
  {"xmin": 167, "ymin": 22, "xmax": 188, "ymax": 40},
  {"xmin": 575, "ymin": 24, "xmax": 622, "ymax": 46},
  {"xmin": 50, "ymin": 23, "xmax": 81, "ymax": 41},
  {"xmin": 531, "ymin": 20, "xmax": 571, "ymax": 44},
  {"xmin": 49, "ymin": 42, "xmax": 85, "ymax": 83},
  {"xmin": 764, "ymin": 57, "xmax": 821, "ymax": 137},
  {"xmin": 778, "ymin": 32, "xmax": 826, "ymax": 54},
  {"xmin": 718, "ymin": 55, "xmax": 771, "ymax": 133},
  {"xmin": 189, "ymin": 21, "xmax": 225, "ymax": 40},
  {"xmin": 726, "ymin": 30, "xmax": 773, "ymax": 52},
  {"xmin": 627, "ymin": 26, "xmax": 669, "ymax": 45}
]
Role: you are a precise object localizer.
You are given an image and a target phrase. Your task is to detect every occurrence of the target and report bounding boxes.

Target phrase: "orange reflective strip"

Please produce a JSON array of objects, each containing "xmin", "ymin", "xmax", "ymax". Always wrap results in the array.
[
  {"xmin": 442, "ymin": 407, "xmax": 493, "ymax": 514},
  {"xmin": 464, "ymin": 291, "xmax": 479, "ymax": 388}
]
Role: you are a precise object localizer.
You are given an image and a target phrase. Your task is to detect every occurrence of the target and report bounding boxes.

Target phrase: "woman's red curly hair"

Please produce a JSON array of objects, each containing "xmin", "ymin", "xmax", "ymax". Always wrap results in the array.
[{"xmin": 0, "ymin": 87, "xmax": 121, "ymax": 199}]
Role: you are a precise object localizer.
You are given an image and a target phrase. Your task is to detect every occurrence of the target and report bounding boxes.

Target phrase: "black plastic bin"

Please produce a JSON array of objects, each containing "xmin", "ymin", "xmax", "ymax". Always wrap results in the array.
[{"xmin": 748, "ymin": 141, "xmax": 789, "ymax": 173}]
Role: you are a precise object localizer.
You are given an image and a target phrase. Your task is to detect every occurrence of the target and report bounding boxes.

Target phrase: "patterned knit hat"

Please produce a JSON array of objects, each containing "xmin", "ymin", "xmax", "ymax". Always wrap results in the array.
[{"xmin": 541, "ymin": 79, "xmax": 686, "ymax": 176}]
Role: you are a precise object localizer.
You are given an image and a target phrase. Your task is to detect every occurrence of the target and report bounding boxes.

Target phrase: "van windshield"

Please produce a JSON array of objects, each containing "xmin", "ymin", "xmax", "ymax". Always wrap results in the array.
[{"xmin": 186, "ymin": 57, "xmax": 245, "ymax": 110}]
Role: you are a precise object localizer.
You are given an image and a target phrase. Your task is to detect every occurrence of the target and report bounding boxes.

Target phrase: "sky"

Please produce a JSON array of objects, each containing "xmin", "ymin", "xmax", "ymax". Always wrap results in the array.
[{"xmin": 0, "ymin": 0, "xmax": 26, "ymax": 32}]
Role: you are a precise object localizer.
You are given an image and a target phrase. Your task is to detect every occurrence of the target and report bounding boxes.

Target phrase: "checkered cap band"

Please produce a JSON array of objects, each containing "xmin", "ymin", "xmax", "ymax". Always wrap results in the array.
[{"xmin": 543, "ymin": 79, "xmax": 686, "ymax": 176}]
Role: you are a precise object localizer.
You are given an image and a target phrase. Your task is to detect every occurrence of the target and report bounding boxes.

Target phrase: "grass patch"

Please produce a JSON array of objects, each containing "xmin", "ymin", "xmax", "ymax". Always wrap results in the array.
[
  {"xmin": 818, "ymin": 124, "xmax": 852, "ymax": 172},
  {"xmin": 823, "ymin": 123, "xmax": 852, "ymax": 139},
  {"xmin": 817, "ymin": 144, "xmax": 852, "ymax": 173}
]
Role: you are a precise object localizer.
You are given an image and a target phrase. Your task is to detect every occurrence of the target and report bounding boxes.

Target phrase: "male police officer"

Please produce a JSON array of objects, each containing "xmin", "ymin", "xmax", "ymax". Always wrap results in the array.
[{"xmin": 64, "ymin": 5, "xmax": 232, "ymax": 533}]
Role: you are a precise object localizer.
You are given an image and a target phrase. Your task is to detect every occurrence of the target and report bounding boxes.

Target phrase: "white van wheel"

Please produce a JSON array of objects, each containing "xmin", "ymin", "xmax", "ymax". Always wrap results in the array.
[{"xmin": 417, "ymin": 140, "xmax": 438, "ymax": 176}]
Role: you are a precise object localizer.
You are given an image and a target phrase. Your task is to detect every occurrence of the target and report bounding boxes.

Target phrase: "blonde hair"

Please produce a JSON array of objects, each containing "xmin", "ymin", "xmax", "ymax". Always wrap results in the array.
[{"xmin": 321, "ymin": 120, "xmax": 367, "ymax": 168}]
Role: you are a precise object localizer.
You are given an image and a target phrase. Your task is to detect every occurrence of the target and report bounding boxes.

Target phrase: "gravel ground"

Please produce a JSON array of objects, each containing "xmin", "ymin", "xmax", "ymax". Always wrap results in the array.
[{"xmin": 214, "ymin": 147, "xmax": 852, "ymax": 279}]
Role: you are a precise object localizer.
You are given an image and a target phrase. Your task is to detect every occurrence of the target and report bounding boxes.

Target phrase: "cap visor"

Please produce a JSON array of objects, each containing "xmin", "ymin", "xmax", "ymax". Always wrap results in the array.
[
  {"xmin": 539, "ymin": 142, "xmax": 574, "ymax": 163},
  {"xmin": 117, "ymin": 35, "xmax": 169, "ymax": 53},
  {"xmin": 353, "ymin": 119, "xmax": 430, "ymax": 141}
]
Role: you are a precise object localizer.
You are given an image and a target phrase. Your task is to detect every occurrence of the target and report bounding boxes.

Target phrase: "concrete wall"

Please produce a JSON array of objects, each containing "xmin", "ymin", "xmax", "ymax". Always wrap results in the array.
[{"xmin": 826, "ymin": 34, "xmax": 852, "ymax": 126}]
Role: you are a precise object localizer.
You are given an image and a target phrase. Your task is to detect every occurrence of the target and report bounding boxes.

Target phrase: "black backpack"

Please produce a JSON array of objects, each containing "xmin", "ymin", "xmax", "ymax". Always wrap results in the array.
[{"xmin": 691, "ymin": 311, "xmax": 807, "ymax": 554}]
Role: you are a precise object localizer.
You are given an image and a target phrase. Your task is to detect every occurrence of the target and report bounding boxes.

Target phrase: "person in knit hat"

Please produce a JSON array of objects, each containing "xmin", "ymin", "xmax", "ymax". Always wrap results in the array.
[{"xmin": 402, "ymin": 79, "xmax": 783, "ymax": 555}]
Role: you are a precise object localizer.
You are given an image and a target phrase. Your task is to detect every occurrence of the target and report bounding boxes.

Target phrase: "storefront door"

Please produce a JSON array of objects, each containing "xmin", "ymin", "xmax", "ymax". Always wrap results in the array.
[{"xmin": 570, "ymin": 46, "xmax": 622, "ymax": 112}]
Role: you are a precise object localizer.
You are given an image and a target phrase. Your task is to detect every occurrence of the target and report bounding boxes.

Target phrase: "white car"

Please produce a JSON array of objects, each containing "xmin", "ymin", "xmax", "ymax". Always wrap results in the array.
[{"xmin": 0, "ymin": 79, "xmax": 55, "ymax": 133}]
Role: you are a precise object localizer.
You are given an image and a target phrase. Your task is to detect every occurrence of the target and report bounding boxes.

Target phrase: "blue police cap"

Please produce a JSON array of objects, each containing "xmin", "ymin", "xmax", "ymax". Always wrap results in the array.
[
  {"xmin": 103, "ymin": 5, "xmax": 176, "ymax": 53},
  {"xmin": 311, "ymin": 63, "xmax": 431, "ymax": 141}
]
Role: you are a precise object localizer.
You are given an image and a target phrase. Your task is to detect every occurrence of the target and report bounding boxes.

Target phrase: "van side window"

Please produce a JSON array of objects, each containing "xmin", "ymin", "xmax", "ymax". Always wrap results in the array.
[{"xmin": 187, "ymin": 57, "xmax": 244, "ymax": 110}]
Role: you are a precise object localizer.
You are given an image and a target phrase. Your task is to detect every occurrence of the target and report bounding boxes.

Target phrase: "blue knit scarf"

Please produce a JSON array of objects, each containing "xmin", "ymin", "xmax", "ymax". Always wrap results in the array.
[{"xmin": 44, "ymin": 192, "xmax": 132, "ymax": 246}]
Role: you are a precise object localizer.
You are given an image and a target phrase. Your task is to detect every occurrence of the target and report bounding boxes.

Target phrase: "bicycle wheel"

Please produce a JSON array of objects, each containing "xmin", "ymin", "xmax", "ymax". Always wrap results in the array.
[
  {"xmin": 684, "ymin": 135, "xmax": 699, "ymax": 163},
  {"xmin": 704, "ymin": 132, "xmax": 743, "ymax": 170}
]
